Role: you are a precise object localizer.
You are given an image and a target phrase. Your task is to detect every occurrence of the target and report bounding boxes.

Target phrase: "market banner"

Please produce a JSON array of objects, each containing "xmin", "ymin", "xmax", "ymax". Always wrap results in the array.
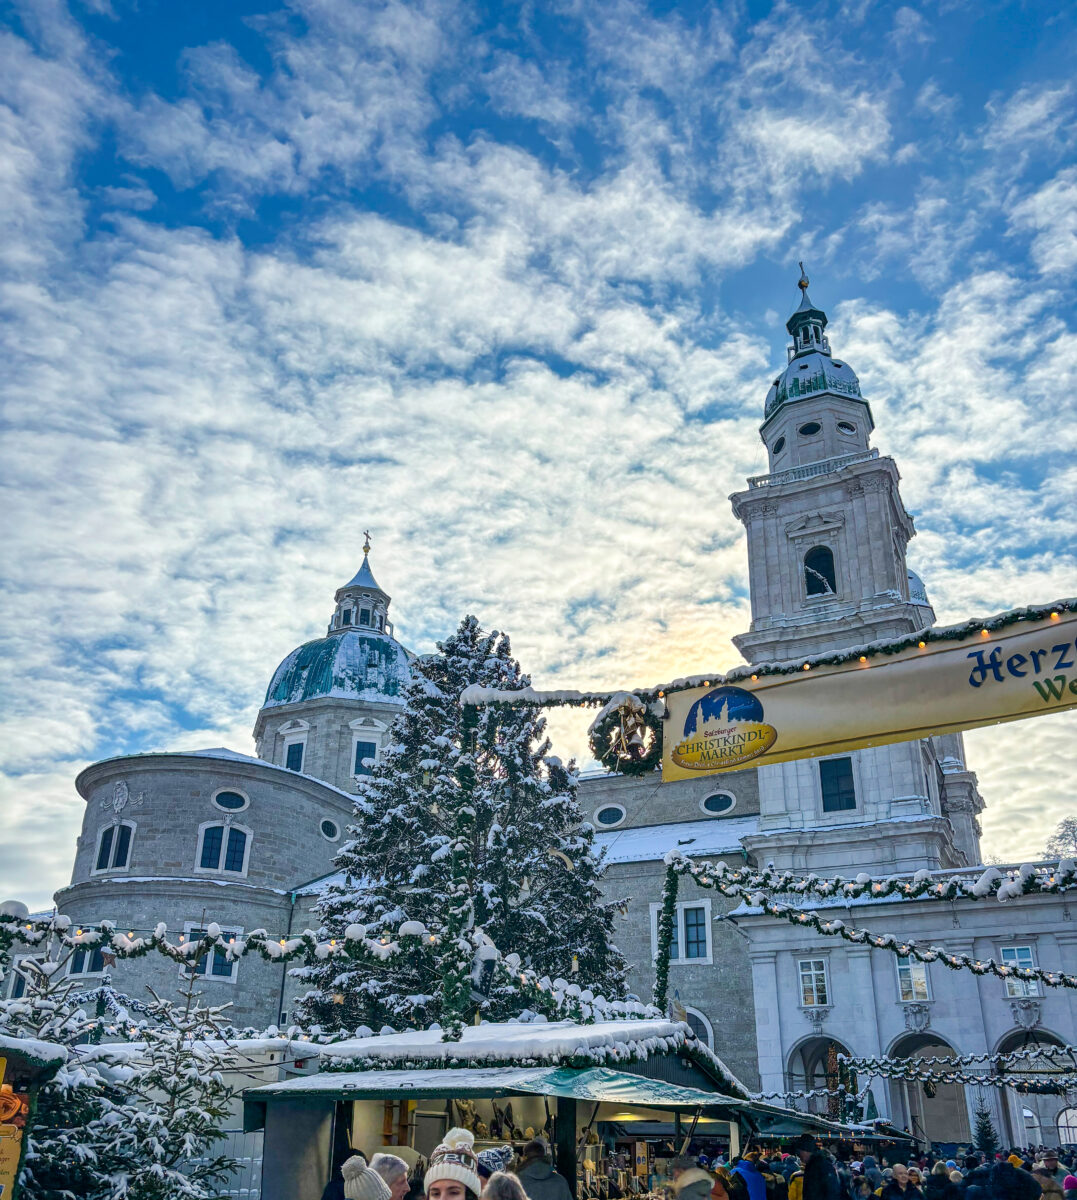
[{"xmin": 661, "ymin": 609, "xmax": 1077, "ymax": 781}]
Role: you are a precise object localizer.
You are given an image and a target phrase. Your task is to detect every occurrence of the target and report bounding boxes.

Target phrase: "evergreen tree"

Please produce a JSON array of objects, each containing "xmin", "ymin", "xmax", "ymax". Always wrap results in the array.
[
  {"xmin": 293, "ymin": 615, "xmax": 627, "ymax": 1033},
  {"xmin": 973, "ymin": 1094, "xmax": 1000, "ymax": 1160}
]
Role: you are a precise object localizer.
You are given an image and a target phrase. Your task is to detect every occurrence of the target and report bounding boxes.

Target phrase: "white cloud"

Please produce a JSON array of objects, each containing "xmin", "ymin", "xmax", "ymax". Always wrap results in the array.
[{"xmin": 1008, "ymin": 167, "xmax": 1077, "ymax": 277}]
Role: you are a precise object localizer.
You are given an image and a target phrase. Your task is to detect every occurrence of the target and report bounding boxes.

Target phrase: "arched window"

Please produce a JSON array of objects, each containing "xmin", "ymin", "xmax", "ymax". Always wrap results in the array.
[
  {"xmin": 196, "ymin": 822, "xmax": 251, "ymax": 876},
  {"xmin": 93, "ymin": 821, "xmax": 135, "ymax": 873},
  {"xmin": 804, "ymin": 545, "xmax": 837, "ymax": 596},
  {"xmin": 684, "ymin": 1007, "xmax": 714, "ymax": 1049},
  {"xmin": 1057, "ymin": 1106, "xmax": 1077, "ymax": 1144}
]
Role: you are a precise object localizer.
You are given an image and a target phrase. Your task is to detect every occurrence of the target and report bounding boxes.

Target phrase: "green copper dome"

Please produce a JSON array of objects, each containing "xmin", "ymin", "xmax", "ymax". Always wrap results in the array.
[{"xmin": 263, "ymin": 629, "xmax": 412, "ymax": 709}]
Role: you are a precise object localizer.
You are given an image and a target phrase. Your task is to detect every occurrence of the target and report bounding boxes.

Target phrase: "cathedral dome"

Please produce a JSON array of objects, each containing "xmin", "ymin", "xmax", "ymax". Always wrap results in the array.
[
  {"xmin": 765, "ymin": 351, "xmax": 863, "ymax": 419},
  {"xmin": 263, "ymin": 628, "xmax": 412, "ymax": 709}
]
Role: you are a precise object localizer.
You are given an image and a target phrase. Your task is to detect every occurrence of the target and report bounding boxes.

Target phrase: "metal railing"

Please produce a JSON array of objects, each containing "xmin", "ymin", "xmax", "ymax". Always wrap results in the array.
[{"xmin": 747, "ymin": 449, "xmax": 879, "ymax": 489}]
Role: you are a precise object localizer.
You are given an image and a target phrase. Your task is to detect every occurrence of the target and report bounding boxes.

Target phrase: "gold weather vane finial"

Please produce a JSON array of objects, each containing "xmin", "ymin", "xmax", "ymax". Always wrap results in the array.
[
  {"xmin": 798, "ymin": 261, "xmax": 810, "ymax": 291},
  {"xmin": 363, "ymin": 530, "xmax": 372, "ymax": 555}
]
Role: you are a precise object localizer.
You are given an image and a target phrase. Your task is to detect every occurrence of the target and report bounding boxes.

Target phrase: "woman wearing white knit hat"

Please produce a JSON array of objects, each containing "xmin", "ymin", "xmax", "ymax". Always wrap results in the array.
[
  {"xmin": 425, "ymin": 1129, "xmax": 483, "ymax": 1200},
  {"xmin": 342, "ymin": 1154, "xmax": 393, "ymax": 1200}
]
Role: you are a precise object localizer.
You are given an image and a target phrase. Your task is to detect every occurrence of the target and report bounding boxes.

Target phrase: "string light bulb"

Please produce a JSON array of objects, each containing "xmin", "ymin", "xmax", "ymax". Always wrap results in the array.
[
  {"xmin": 981, "ymin": 628, "xmax": 990, "ymax": 637},
  {"xmin": 802, "ymin": 663, "xmax": 811, "ymax": 671}
]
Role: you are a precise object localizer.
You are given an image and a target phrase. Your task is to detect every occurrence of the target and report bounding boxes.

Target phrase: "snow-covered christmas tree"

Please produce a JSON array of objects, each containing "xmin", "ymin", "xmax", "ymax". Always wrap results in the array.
[{"xmin": 294, "ymin": 615, "xmax": 627, "ymax": 1033}]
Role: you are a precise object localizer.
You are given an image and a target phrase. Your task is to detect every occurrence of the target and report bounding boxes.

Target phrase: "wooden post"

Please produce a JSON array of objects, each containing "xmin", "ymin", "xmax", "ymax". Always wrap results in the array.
[{"xmin": 555, "ymin": 1097, "xmax": 577, "ymax": 1188}]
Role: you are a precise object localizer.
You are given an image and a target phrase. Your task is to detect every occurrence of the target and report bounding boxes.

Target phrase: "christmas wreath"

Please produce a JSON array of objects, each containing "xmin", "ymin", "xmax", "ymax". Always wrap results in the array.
[{"xmin": 587, "ymin": 694, "xmax": 664, "ymax": 776}]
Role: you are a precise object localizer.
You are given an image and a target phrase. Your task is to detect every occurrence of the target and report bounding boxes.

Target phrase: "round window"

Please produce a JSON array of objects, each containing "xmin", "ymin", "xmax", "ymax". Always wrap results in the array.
[
  {"xmin": 837, "ymin": 420, "xmax": 856, "ymax": 434},
  {"xmin": 798, "ymin": 421, "xmax": 822, "ymax": 436},
  {"xmin": 700, "ymin": 793, "xmax": 735, "ymax": 815},
  {"xmin": 772, "ymin": 436, "xmax": 786, "ymax": 454},
  {"xmin": 320, "ymin": 819, "xmax": 340, "ymax": 841},
  {"xmin": 213, "ymin": 791, "xmax": 248, "ymax": 812},
  {"xmin": 594, "ymin": 805, "xmax": 626, "ymax": 828}
]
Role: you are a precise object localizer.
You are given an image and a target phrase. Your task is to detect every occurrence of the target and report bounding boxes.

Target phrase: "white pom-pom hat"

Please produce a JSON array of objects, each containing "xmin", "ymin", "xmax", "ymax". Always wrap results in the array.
[
  {"xmin": 425, "ymin": 1128, "xmax": 481, "ymax": 1198},
  {"xmin": 342, "ymin": 1154, "xmax": 392, "ymax": 1200}
]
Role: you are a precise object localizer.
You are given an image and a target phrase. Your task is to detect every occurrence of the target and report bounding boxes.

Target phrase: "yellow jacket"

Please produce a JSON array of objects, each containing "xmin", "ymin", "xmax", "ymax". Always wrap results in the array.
[{"xmin": 789, "ymin": 1172, "xmax": 804, "ymax": 1200}]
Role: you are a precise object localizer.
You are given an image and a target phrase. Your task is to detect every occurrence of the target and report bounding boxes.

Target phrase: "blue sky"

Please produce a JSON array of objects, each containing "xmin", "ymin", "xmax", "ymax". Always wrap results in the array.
[{"xmin": 1, "ymin": 0, "xmax": 1075, "ymax": 908}]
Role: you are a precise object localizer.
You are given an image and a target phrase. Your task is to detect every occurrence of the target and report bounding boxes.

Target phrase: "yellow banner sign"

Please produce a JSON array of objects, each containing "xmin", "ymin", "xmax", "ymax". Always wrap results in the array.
[{"xmin": 661, "ymin": 610, "xmax": 1077, "ymax": 781}]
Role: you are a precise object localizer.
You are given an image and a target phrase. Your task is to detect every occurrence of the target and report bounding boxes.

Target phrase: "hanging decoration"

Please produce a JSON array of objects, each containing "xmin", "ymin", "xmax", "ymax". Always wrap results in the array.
[
  {"xmin": 840, "ymin": 1043, "xmax": 1077, "ymax": 1073},
  {"xmin": 667, "ymin": 848, "xmax": 1077, "ymax": 905},
  {"xmin": 587, "ymin": 693, "xmax": 663, "ymax": 777}
]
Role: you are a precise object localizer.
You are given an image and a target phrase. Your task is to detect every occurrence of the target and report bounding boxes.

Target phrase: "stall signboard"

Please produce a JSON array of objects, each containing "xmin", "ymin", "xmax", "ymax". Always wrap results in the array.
[{"xmin": 662, "ymin": 610, "xmax": 1077, "ymax": 781}]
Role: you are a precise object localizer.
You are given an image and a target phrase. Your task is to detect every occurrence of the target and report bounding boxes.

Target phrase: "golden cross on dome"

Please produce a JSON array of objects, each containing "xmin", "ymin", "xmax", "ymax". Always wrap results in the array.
[
  {"xmin": 798, "ymin": 261, "xmax": 810, "ymax": 291},
  {"xmin": 363, "ymin": 530, "xmax": 372, "ymax": 555}
]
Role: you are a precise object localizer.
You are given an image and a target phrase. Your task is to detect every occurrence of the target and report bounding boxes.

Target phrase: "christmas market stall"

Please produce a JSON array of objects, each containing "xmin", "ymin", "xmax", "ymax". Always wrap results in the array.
[
  {"xmin": 243, "ymin": 1019, "xmax": 842, "ymax": 1200},
  {"xmin": 0, "ymin": 1034, "xmax": 66, "ymax": 1200}
]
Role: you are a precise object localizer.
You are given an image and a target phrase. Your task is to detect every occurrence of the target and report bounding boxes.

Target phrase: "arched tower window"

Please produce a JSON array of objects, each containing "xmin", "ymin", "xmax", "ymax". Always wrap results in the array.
[{"xmin": 804, "ymin": 545, "xmax": 837, "ymax": 596}]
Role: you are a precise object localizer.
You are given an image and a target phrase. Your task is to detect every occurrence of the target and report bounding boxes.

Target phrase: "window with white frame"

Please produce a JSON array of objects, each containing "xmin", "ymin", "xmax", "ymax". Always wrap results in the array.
[
  {"xmin": 897, "ymin": 955, "xmax": 930, "ymax": 1001},
  {"xmin": 182, "ymin": 924, "xmax": 241, "ymax": 983},
  {"xmin": 1001, "ymin": 945, "xmax": 1039, "ymax": 997},
  {"xmin": 353, "ymin": 739, "xmax": 378, "ymax": 777},
  {"xmin": 69, "ymin": 945, "xmax": 106, "ymax": 976},
  {"xmin": 799, "ymin": 958, "xmax": 829, "ymax": 1007},
  {"xmin": 285, "ymin": 740, "xmax": 305, "ymax": 771},
  {"xmin": 650, "ymin": 900, "xmax": 713, "ymax": 964},
  {"xmin": 4, "ymin": 957, "xmax": 38, "ymax": 999},
  {"xmin": 93, "ymin": 821, "xmax": 134, "ymax": 872},
  {"xmin": 196, "ymin": 822, "xmax": 251, "ymax": 876}
]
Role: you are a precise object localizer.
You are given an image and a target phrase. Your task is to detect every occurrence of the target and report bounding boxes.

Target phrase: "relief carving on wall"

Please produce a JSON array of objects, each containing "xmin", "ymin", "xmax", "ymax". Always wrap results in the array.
[
  {"xmin": 100, "ymin": 780, "xmax": 145, "ymax": 815},
  {"xmin": 902, "ymin": 1002, "xmax": 932, "ymax": 1032},
  {"xmin": 805, "ymin": 1006, "xmax": 832, "ymax": 1031},
  {"xmin": 1010, "ymin": 997, "xmax": 1042, "ymax": 1030}
]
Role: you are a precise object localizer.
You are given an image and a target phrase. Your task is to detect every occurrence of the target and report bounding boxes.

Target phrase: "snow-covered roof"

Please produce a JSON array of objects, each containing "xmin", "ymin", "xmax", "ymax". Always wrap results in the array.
[
  {"xmin": 315, "ymin": 1018, "xmax": 749, "ymax": 1098},
  {"xmin": 0, "ymin": 1033, "xmax": 67, "ymax": 1066},
  {"xmin": 594, "ymin": 817, "xmax": 758, "ymax": 865},
  {"xmin": 343, "ymin": 555, "xmax": 386, "ymax": 594}
]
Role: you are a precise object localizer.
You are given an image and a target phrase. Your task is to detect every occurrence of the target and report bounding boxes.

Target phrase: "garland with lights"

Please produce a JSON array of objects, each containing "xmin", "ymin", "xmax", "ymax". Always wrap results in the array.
[
  {"xmin": 652, "ymin": 860, "xmax": 1077, "ymax": 1012},
  {"xmin": 669, "ymin": 853, "xmax": 1077, "ymax": 905},
  {"xmin": 841, "ymin": 1044, "xmax": 1077, "ymax": 1073},
  {"xmin": 461, "ymin": 599, "xmax": 1076, "ymax": 711},
  {"xmin": 0, "ymin": 913, "xmax": 638, "ymax": 1031}
]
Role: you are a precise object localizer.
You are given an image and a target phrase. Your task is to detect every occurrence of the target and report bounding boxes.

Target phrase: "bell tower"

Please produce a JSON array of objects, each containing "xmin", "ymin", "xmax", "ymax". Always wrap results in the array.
[{"xmin": 730, "ymin": 271, "xmax": 934, "ymax": 665}]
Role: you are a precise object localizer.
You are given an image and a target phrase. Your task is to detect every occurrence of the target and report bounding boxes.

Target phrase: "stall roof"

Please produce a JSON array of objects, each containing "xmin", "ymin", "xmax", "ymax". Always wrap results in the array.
[{"xmin": 245, "ymin": 1065, "xmax": 746, "ymax": 1108}]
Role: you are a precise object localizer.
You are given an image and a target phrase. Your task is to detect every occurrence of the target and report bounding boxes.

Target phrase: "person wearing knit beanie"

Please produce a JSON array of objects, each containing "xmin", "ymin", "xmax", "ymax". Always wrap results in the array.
[
  {"xmin": 478, "ymin": 1146, "xmax": 516, "ymax": 1181},
  {"xmin": 342, "ymin": 1154, "xmax": 393, "ymax": 1200},
  {"xmin": 425, "ymin": 1128, "xmax": 482, "ymax": 1200}
]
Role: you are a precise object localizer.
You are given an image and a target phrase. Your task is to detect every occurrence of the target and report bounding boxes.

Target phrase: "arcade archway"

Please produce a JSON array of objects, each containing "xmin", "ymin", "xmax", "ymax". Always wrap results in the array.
[
  {"xmin": 888, "ymin": 1033, "xmax": 970, "ymax": 1144},
  {"xmin": 787, "ymin": 1035, "xmax": 852, "ymax": 1118}
]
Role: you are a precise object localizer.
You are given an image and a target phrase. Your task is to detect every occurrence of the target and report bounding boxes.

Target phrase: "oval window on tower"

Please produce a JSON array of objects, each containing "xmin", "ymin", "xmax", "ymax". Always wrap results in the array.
[
  {"xmin": 594, "ymin": 804, "xmax": 626, "ymax": 828},
  {"xmin": 798, "ymin": 421, "xmax": 822, "ymax": 437},
  {"xmin": 772, "ymin": 436, "xmax": 786, "ymax": 454},
  {"xmin": 837, "ymin": 421, "xmax": 856, "ymax": 435},
  {"xmin": 700, "ymin": 793, "xmax": 736, "ymax": 816},
  {"xmin": 320, "ymin": 819, "xmax": 340, "ymax": 841}
]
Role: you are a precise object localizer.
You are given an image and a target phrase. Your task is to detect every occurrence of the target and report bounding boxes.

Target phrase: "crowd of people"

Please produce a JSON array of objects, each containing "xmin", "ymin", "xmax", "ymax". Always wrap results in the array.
[
  {"xmin": 322, "ymin": 1127, "xmax": 1077, "ymax": 1200},
  {"xmin": 666, "ymin": 1137, "xmax": 1077, "ymax": 1200}
]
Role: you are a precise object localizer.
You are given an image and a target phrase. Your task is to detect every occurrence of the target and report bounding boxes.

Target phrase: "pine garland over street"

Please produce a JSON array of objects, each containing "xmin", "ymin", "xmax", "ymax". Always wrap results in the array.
[{"xmin": 293, "ymin": 615, "xmax": 628, "ymax": 1034}]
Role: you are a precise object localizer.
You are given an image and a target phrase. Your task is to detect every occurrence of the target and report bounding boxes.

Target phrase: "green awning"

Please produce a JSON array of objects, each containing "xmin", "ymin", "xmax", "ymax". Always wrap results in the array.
[
  {"xmin": 509, "ymin": 1067, "xmax": 746, "ymax": 1112},
  {"xmin": 242, "ymin": 1064, "xmax": 748, "ymax": 1131}
]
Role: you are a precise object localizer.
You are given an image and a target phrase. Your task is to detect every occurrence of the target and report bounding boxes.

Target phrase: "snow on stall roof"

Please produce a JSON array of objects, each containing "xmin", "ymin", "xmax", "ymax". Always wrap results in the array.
[
  {"xmin": 0, "ymin": 1033, "xmax": 67, "ymax": 1065},
  {"xmin": 317, "ymin": 1019, "xmax": 750, "ymax": 1098},
  {"xmin": 594, "ymin": 817, "xmax": 758, "ymax": 864}
]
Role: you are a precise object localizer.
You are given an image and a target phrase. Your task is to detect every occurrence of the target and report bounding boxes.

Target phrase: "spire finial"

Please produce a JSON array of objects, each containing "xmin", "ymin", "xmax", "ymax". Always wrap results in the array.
[
  {"xmin": 798, "ymin": 261, "xmax": 810, "ymax": 292},
  {"xmin": 362, "ymin": 530, "xmax": 372, "ymax": 556}
]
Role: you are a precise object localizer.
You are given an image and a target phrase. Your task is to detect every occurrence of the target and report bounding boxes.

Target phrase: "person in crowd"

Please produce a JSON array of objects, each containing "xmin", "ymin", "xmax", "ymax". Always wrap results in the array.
[
  {"xmin": 342, "ymin": 1155, "xmax": 394, "ymax": 1200},
  {"xmin": 712, "ymin": 1166, "xmax": 735, "ymax": 1200},
  {"xmin": 851, "ymin": 1175, "xmax": 874, "ymax": 1200},
  {"xmin": 514, "ymin": 1138, "xmax": 573, "ymax": 1200},
  {"xmin": 923, "ymin": 1160, "xmax": 959, "ymax": 1200},
  {"xmin": 484, "ymin": 1173, "xmax": 529, "ymax": 1200},
  {"xmin": 1033, "ymin": 1169, "xmax": 1064, "ymax": 1199},
  {"xmin": 986, "ymin": 1162, "xmax": 1044, "ymax": 1200},
  {"xmin": 478, "ymin": 1149, "xmax": 516, "ymax": 1191},
  {"xmin": 425, "ymin": 1129, "xmax": 483, "ymax": 1200},
  {"xmin": 907, "ymin": 1168, "xmax": 923, "ymax": 1192},
  {"xmin": 730, "ymin": 1151, "xmax": 768, "ymax": 1200},
  {"xmin": 880, "ymin": 1164, "xmax": 918, "ymax": 1200},
  {"xmin": 1041, "ymin": 1155, "xmax": 1069, "ymax": 1185},
  {"xmin": 862, "ymin": 1159, "xmax": 885, "ymax": 1191},
  {"xmin": 793, "ymin": 1135, "xmax": 840, "ymax": 1200},
  {"xmin": 1061, "ymin": 1175, "xmax": 1077, "ymax": 1200},
  {"xmin": 674, "ymin": 1165, "xmax": 717, "ymax": 1200},
  {"xmin": 372, "ymin": 1154, "xmax": 412, "ymax": 1200}
]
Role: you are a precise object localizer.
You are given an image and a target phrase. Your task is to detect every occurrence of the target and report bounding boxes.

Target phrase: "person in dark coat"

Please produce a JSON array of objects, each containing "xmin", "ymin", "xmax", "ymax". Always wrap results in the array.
[
  {"xmin": 514, "ymin": 1139, "xmax": 573, "ymax": 1200},
  {"xmin": 923, "ymin": 1162, "xmax": 960, "ymax": 1200},
  {"xmin": 730, "ymin": 1155, "xmax": 768, "ymax": 1200},
  {"xmin": 879, "ymin": 1164, "xmax": 920, "ymax": 1200},
  {"xmin": 794, "ymin": 1136, "xmax": 841, "ymax": 1200},
  {"xmin": 986, "ymin": 1163, "xmax": 1044, "ymax": 1200},
  {"xmin": 862, "ymin": 1160, "xmax": 885, "ymax": 1191}
]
